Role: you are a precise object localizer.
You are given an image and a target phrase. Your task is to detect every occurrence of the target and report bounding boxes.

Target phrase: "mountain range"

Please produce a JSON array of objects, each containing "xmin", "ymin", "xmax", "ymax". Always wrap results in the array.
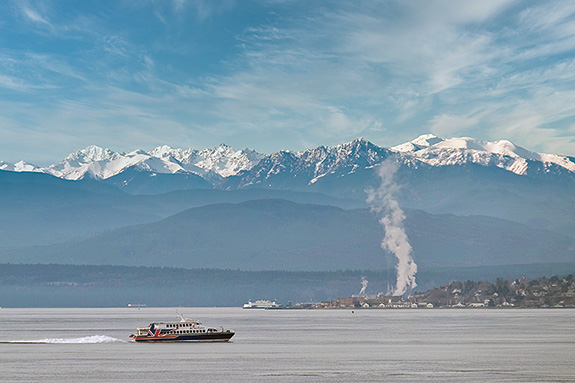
[
  {"xmin": 3, "ymin": 134, "xmax": 574, "ymax": 191},
  {"xmin": 1, "ymin": 134, "xmax": 574, "ymax": 300}
]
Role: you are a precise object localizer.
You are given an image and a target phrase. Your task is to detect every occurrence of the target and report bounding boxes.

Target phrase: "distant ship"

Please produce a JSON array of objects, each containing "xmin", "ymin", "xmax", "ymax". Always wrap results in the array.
[
  {"xmin": 129, "ymin": 313, "xmax": 234, "ymax": 342},
  {"xmin": 242, "ymin": 299, "xmax": 279, "ymax": 309}
]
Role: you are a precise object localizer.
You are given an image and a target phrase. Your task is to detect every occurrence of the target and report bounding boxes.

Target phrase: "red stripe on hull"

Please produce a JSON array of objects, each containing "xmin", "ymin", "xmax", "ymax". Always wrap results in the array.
[{"xmin": 132, "ymin": 333, "xmax": 234, "ymax": 342}]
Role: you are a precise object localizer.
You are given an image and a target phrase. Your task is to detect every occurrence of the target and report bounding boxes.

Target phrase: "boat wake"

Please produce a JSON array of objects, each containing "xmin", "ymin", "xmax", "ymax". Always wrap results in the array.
[{"xmin": 2, "ymin": 335, "xmax": 127, "ymax": 344}]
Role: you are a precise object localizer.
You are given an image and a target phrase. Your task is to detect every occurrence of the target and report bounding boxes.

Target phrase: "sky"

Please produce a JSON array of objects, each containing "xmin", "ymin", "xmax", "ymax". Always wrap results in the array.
[{"xmin": 1, "ymin": 0, "xmax": 575, "ymax": 165}]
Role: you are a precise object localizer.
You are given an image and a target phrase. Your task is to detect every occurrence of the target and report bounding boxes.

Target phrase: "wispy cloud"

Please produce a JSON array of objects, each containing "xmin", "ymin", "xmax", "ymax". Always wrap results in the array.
[
  {"xmin": 170, "ymin": 0, "xmax": 236, "ymax": 20},
  {"xmin": 0, "ymin": 50, "xmax": 87, "ymax": 92},
  {"xmin": 429, "ymin": 114, "xmax": 481, "ymax": 138},
  {"xmin": 1, "ymin": 0, "xmax": 575, "ymax": 162},
  {"xmin": 20, "ymin": 2, "xmax": 52, "ymax": 27},
  {"xmin": 0, "ymin": 74, "xmax": 39, "ymax": 91},
  {"xmin": 165, "ymin": 0, "xmax": 575, "ymax": 153}
]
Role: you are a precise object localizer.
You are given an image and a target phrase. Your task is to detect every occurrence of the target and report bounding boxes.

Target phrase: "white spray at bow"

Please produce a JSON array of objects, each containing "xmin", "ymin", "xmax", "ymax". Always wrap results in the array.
[{"xmin": 366, "ymin": 159, "xmax": 417, "ymax": 297}]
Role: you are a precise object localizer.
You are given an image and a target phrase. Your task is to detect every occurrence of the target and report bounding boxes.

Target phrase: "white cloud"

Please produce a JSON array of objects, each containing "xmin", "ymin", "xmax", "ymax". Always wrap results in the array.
[
  {"xmin": 21, "ymin": 4, "xmax": 51, "ymax": 27},
  {"xmin": 0, "ymin": 74, "xmax": 31, "ymax": 91}
]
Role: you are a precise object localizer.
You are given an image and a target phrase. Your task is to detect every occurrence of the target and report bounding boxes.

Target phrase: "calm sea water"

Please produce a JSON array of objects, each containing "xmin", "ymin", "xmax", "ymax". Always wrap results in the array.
[{"xmin": 0, "ymin": 307, "xmax": 574, "ymax": 382}]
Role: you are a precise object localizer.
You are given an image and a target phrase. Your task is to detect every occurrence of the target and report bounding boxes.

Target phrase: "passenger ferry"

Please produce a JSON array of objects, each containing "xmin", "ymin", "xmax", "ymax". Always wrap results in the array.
[
  {"xmin": 130, "ymin": 313, "xmax": 235, "ymax": 342},
  {"xmin": 242, "ymin": 299, "xmax": 279, "ymax": 309}
]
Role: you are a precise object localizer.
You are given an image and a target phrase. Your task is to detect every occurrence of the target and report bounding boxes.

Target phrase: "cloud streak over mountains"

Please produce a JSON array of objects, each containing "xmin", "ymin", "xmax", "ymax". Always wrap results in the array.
[{"xmin": 1, "ymin": 0, "xmax": 575, "ymax": 164}]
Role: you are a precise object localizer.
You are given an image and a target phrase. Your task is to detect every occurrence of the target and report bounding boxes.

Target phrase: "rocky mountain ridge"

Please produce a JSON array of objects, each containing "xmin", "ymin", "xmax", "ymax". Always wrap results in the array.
[{"xmin": 2, "ymin": 135, "xmax": 574, "ymax": 189}]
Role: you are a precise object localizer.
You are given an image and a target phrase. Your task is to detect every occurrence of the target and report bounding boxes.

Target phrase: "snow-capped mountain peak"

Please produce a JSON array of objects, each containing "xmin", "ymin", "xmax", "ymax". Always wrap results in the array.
[
  {"xmin": 149, "ymin": 145, "xmax": 176, "ymax": 157},
  {"xmin": 0, "ymin": 160, "xmax": 42, "ymax": 173},
  {"xmin": 64, "ymin": 145, "xmax": 119, "ymax": 163},
  {"xmin": 392, "ymin": 134, "xmax": 575, "ymax": 175},
  {"xmin": 2, "ymin": 135, "xmax": 574, "ymax": 190},
  {"xmin": 0, "ymin": 161, "xmax": 13, "ymax": 171},
  {"xmin": 33, "ymin": 143, "xmax": 266, "ymax": 181},
  {"xmin": 148, "ymin": 145, "xmax": 194, "ymax": 161},
  {"xmin": 195, "ymin": 144, "xmax": 265, "ymax": 178},
  {"xmin": 391, "ymin": 134, "xmax": 444, "ymax": 152},
  {"xmin": 14, "ymin": 160, "xmax": 42, "ymax": 172},
  {"xmin": 236, "ymin": 138, "xmax": 391, "ymax": 188},
  {"xmin": 432, "ymin": 137, "xmax": 532, "ymax": 158},
  {"xmin": 396, "ymin": 135, "xmax": 540, "ymax": 160}
]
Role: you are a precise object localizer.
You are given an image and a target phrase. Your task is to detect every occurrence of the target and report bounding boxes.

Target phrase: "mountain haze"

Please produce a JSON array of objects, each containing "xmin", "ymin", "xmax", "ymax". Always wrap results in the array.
[
  {"xmin": 0, "ymin": 170, "xmax": 361, "ymax": 249},
  {"xmin": 8, "ymin": 200, "xmax": 574, "ymax": 271},
  {"xmin": 1, "ymin": 134, "xmax": 574, "ymax": 296}
]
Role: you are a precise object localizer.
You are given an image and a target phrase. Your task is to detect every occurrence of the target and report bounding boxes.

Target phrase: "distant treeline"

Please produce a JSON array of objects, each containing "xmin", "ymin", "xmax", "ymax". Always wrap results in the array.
[
  {"xmin": 0, "ymin": 263, "xmax": 385, "ymax": 286},
  {"xmin": 0, "ymin": 264, "xmax": 388, "ymax": 307},
  {"xmin": 1, "ymin": 263, "xmax": 575, "ymax": 308}
]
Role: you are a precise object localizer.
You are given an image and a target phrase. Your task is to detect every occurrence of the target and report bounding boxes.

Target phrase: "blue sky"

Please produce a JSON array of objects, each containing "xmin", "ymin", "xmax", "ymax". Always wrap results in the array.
[{"xmin": 1, "ymin": 0, "xmax": 575, "ymax": 164}]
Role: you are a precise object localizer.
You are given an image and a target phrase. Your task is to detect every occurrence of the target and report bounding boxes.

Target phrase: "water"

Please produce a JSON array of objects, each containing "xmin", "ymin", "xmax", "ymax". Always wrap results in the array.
[{"xmin": 1, "ymin": 307, "xmax": 574, "ymax": 382}]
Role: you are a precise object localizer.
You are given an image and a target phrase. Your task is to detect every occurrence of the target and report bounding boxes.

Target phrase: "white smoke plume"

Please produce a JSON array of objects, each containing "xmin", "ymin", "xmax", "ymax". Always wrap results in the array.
[
  {"xmin": 366, "ymin": 159, "xmax": 417, "ymax": 297},
  {"xmin": 359, "ymin": 277, "xmax": 368, "ymax": 296}
]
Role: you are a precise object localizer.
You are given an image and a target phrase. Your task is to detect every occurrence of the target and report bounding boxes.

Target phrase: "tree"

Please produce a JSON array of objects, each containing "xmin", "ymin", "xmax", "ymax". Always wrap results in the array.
[
  {"xmin": 495, "ymin": 278, "xmax": 510, "ymax": 297},
  {"xmin": 464, "ymin": 280, "xmax": 475, "ymax": 294}
]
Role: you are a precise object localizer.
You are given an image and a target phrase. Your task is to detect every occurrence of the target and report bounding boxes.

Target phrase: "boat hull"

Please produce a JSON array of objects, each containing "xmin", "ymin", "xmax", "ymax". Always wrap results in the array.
[{"xmin": 131, "ymin": 332, "xmax": 235, "ymax": 342}]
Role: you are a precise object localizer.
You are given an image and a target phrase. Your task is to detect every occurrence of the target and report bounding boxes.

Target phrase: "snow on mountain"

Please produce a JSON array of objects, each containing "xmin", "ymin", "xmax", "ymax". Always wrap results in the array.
[
  {"xmin": 303, "ymin": 138, "xmax": 390, "ymax": 183},
  {"xmin": 147, "ymin": 144, "xmax": 264, "ymax": 178},
  {"xmin": 197, "ymin": 145, "xmax": 264, "ymax": 178},
  {"xmin": 391, "ymin": 133, "xmax": 444, "ymax": 152},
  {"xmin": 0, "ymin": 161, "xmax": 15, "ymax": 171},
  {"xmin": 64, "ymin": 145, "xmax": 120, "ymax": 163},
  {"xmin": 235, "ymin": 134, "xmax": 575, "ymax": 190},
  {"xmin": 2, "ymin": 135, "xmax": 574, "ymax": 187},
  {"xmin": 236, "ymin": 138, "xmax": 391, "ymax": 188},
  {"xmin": 44, "ymin": 147, "xmax": 178, "ymax": 180},
  {"xmin": 392, "ymin": 134, "xmax": 575, "ymax": 176},
  {"xmin": 37, "ymin": 144, "xmax": 264, "ymax": 181},
  {"xmin": 0, "ymin": 160, "xmax": 43, "ymax": 173}
]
